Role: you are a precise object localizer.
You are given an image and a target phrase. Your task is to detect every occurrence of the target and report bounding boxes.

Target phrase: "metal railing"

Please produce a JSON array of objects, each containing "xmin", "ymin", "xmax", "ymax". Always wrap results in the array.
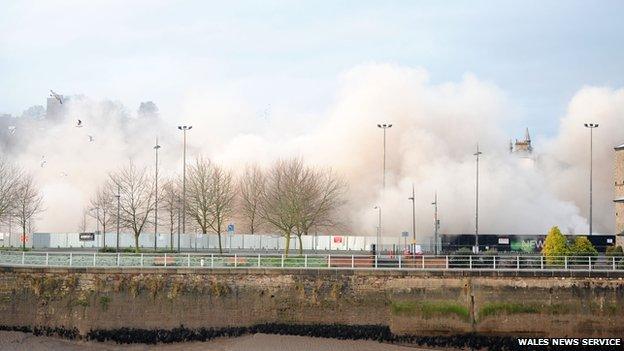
[{"xmin": 1, "ymin": 251, "xmax": 623, "ymax": 272}]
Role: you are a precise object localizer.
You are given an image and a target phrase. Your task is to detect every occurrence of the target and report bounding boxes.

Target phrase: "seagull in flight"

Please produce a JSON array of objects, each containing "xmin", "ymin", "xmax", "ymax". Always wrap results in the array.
[
  {"xmin": 50, "ymin": 90, "xmax": 63, "ymax": 104},
  {"xmin": 7, "ymin": 126, "xmax": 16, "ymax": 135},
  {"xmin": 262, "ymin": 104, "xmax": 271, "ymax": 121},
  {"xmin": 76, "ymin": 119, "xmax": 83, "ymax": 128},
  {"xmin": 88, "ymin": 135, "xmax": 94, "ymax": 142}
]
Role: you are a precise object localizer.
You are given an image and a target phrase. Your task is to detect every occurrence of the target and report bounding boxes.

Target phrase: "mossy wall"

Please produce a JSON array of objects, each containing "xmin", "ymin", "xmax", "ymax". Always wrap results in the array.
[{"xmin": 1, "ymin": 267, "xmax": 623, "ymax": 337}]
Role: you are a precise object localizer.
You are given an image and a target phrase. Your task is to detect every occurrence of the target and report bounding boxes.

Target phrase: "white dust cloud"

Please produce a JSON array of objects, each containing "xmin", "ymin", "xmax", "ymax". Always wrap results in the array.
[{"xmin": 6, "ymin": 64, "xmax": 624, "ymax": 239}]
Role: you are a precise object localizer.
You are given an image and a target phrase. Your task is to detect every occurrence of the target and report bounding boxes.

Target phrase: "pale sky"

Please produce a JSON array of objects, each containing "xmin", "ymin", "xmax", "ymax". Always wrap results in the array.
[{"xmin": 1, "ymin": 0, "xmax": 623, "ymax": 137}]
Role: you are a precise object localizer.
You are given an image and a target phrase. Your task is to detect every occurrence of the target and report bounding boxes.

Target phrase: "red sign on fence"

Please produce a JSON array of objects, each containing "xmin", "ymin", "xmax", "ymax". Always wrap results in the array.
[{"xmin": 333, "ymin": 236, "xmax": 343, "ymax": 244}]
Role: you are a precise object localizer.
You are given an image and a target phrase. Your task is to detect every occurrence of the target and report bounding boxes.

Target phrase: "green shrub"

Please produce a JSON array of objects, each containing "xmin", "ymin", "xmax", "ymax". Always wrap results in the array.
[
  {"xmin": 569, "ymin": 236, "xmax": 597, "ymax": 256},
  {"xmin": 542, "ymin": 226, "xmax": 568, "ymax": 264},
  {"xmin": 566, "ymin": 236, "xmax": 597, "ymax": 265},
  {"xmin": 606, "ymin": 246, "xmax": 624, "ymax": 268},
  {"xmin": 606, "ymin": 245, "xmax": 623, "ymax": 256}
]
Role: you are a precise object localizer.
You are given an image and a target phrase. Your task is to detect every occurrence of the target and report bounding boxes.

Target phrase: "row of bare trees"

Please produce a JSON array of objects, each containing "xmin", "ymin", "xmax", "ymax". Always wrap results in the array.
[
  {"xmin": 91, "ymin": 158, "xmax": 346, "ymax": 255},
  {"xmin": 0, "ymin": 159, "xmax": 44, "ymax": 250}
]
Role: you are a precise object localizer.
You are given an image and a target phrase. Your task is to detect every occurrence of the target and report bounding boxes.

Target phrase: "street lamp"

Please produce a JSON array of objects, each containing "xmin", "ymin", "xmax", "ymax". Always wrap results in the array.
[
  {"xmin": 373, "ymin": 205, "xmax": 382, "ymax": 253},
  {"xmin": 377, "ymin": 123, "xmax": 392, "ymax": 189},
  {"xmin": 407, "ymin": 183, "xmax": 416, "ymax": 244},
  {"xmin": 115, "ymin": 185, "xmax": 121, "ymax": 252},
  {"xmin": 90, "ymin": 207, "xmax": 100, "ymax": 248},
  {"xmin": 584, "ymin": 123, "xmax": 599, "ymax": 235},
  {"xmin": 474, "ymin": 144, "xmax": 483, "ymax": 253},
  {"xmin": 431, "ymin": 192, "xmax": 439, "ymax": 255},
  {"xmin": 176, "ymin": 198, "xmax": 181, "ymax": 252},
  {"xmin": 153, "ymin": 137, "xmax": 161, "ymax": 251},
  {"xmin": 177, "ymin": 125, "xmax": 192, "ymax": 252}
]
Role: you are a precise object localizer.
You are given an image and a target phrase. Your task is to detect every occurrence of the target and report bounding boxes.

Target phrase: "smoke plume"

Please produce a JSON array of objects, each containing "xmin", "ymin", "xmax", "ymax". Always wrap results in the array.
[{"xmin": 3, "ymin": 64, "xmax": 623, "ymax": 240}]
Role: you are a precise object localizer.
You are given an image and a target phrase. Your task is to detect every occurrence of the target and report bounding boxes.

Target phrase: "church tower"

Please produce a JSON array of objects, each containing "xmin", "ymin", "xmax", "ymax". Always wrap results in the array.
[
  {"xmin": 510, "ymin": 128, "xmax": 533, "ymax": 158},
  {"xmin": 615, "ymin": 143, "xmax": 624, "ymax": 245}
]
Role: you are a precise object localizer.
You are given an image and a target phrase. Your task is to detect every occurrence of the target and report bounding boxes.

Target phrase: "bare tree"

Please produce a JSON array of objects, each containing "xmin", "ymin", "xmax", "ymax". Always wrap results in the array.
[
  {"xmin": 294, "ymin": 168, "xmax": 347, "ymax": 254},
  {"xmin": 108, "ymin": 161, "xmax": 155, "ymax": 253},
  {"xmin": 12, "ymin": 174, "xmax": 43, "ymax": 250},
  {"xmin": 239, "ymin": 164, "xmax": 266, "ymax": 235},
  {"xmin": 88, "ymin": 185, "xmax": 116, "ymax": 249},
  {"xmin": 161, "ymin": 177, "xmax": 181, "ymax": 250},
  {"xmin": 258, "ymin": 158, "xmax": 347, "ymax": 256},
  {"xmin": 186, "ymin": 157, "xmax": 213, "ymax": 237},
  {"xmin": 0, "ymin": 158, "xmax": 21, "ymax": 222},
  {"xmin": 186, "ymin": 158, "xmax": 235, "ymax": 253},
  {"xmin": 258, "ymin": 158, "xmax": 307, "ymax": 256},
  {"xmin": 207, "ymin": 164, "xmax": 235, "ymax": 254}
]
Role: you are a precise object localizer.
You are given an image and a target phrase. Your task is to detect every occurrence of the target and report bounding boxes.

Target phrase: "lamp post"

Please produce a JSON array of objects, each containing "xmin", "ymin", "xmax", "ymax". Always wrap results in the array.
[
  {"xmin": 90, "ymin": 207, "xmax": 100, "ymax": 248},
  {"xmin": 474, "ymin": 144, "xmax": 482, "ymax": 253},
  {"xmin": 408, "ymin": 183, "xmax": 416, "ymax": 244},
  {"xmin": 377, "ymin": 123, "xmax": 392, "ymax": 189},
  {"xmin": 153, "ymin": 138, "xmax": 161, "ymax": 251},
  {"xmin": 115, "ymin": 185, "xmax": 120, "ymax": 252},
  {"xmin": 373, "ymin": 205, "xmax": 382, "ymax": 253},
  {"xmin": 177, "ymin": 125, "xmax": 192, "ymax": 252},
  {"xmin": 584, "ymin": 123, "xmax": 599, "ymax": 235},
  {"xmin": 432, "ymin": 192, "xmax": 439, "ymax": 255},
  {"xmin": 176, "ymin": 198, "xmax": 181, "ymax": 252}
]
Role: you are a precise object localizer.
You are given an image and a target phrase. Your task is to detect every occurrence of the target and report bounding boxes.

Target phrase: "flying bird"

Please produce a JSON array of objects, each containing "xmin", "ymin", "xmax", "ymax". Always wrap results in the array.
[
  {"xmin": 49, "ymin": 90, "xmax": 63, "ymax": 104},
  {"xmin": 88, "ymin": 135, "xmax": 94, "ymax": 142},
  {"xmin": 60, "ymin": 172, "xmax": 68, "ymax": 177},
  {"xmin": 262, "ymin": 104, "xmax": 271, "ymax": 121},
  {"xmin": 76, "ymin": 119, "xmax": 83, "ymax": 128},
  {"xmin": 7, "ymin": 126, "xmax": 16, "ymax": 135},
  {"xmin": 40, "ymin": 160, "xmax": 47, "ymax": 168}
]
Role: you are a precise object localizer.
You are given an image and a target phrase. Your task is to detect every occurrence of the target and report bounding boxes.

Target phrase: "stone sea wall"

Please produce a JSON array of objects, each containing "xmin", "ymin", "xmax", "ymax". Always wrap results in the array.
[{"xmin": 1, "ymin": 267, "xmax": 623, "ymax": 338}]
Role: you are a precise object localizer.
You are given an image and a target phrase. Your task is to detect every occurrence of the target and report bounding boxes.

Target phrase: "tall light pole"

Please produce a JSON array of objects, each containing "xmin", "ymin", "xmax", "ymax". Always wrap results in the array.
[
  {"xmin": 474, "ymin": 144, "xmax": 482, "ymax": 253},
  {"xmin": 373, "ymin": 205, "xmax": 382, "ymax": 253},
  {"xmin": 177, "ymin": 125, "xmax": 192, "ymax": 252},
  {"xmin": 377, "ymin": 123, "xmax": 392, "ymax": 189},
  {"xmin": 115, "ymin": 185, "xmax": 121, "ymax": 252},
  {"xmin": 584, "ymin": 123, "xmax": 599, "ymax": 235},
  {"xmin": 176, "ymin": 198, "xmax": 181, "ymax": 252},
  {"xmin": 90, "ymin": 207, "xmax": 100, "ymax": 247},
  {"xmin": 153, "ymin": 137, "xmax": 161, "ymax": 251},
  {"xmin": 432, "ymin": 192, "xmax": 439, "ymax": 255},
  {"xmin": 408, "ymin": 183, "xmax": 416, "ymax": 244}
]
